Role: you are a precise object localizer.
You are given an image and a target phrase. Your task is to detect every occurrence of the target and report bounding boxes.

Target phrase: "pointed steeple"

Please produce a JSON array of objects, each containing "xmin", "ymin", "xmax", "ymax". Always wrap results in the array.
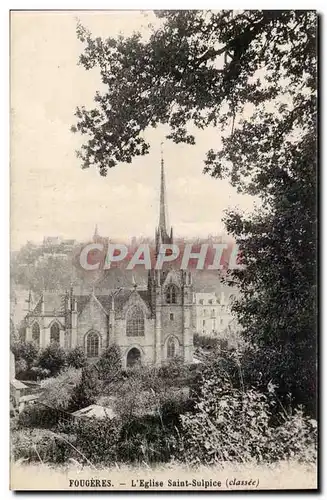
[
  {"xmin": 93, "ymin": 224, "xmax": 99, "ymax": 242},
  {"xmin": 157, "ymin": 143, "xmax": 172, "ymax": 246},
  {"xmin": 159, "ymin": 145, "xmax": 168, "ymax": 235},
  {"xmin": 153, "ymin": 144, "xmax": 175, "ymax": 278}
]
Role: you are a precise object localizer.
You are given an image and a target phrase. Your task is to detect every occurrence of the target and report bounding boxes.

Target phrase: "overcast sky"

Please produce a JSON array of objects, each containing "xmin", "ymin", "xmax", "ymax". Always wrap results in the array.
[{"xmin": 11, "ymin": 11, "xmax": 258, "ymax": 250}]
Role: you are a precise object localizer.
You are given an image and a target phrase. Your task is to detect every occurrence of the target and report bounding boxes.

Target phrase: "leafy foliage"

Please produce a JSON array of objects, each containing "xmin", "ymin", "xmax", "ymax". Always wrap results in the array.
[
  {"xmin": 180, "ymin": 361, "xmax": 317, "ymax": 465},
  {"xmin": 40, "ymin": 368, "xmax": 82, "ymax": 410},
  {"xmin": 11, "ymin": 340, "xmax": 39, "ymax": 369},
  {"xmin": 70, "ymin": 365, "xmax": 100, "ymax": 411},
  {"xmin": 37, "ymin": 344, "xmax": 67, "ymax": 377},
  {"xmin": 72, "ymin": 11, "xmax": 316, "ymax": 173},
  {"xmin": 97, "ymin": 343, "xmax": 122, "ymax": 382},
  {"xmin": 72, "ymin": 10, "xmax": 317, "ymax": 414},
  {"xmin": 70, "ymin": 416, "xmax": 121, "ymax": 465},
  {"xmin": 66, "ymin": 346, "xmax": 87, "ymax": 369},
  {"xmin": 11, "ymin": 428, "xmax": 75, "ymax": 464}
]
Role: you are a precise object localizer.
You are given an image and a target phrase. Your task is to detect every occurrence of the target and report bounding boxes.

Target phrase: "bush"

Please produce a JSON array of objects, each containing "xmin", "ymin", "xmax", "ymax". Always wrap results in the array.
[
  {"xmin": 240, "ymin": 344, "xmax": 317, "ymax": 417},
  {"xmin": 193, "ymin": 333, "xmax": 220, "ymax": 350},
  {"xmin": 72, "ymin": 416, "xmax": 121, "ymax": 465},
  {"xmin": 11, "ymin": 340, "xmax": 38, "ymax": 368},
  {"xmin": 37, "ymin": 344, "xmax": 67, "ymax": 377},
  {"xmin": 29, "ymin": 366, "xmax": 51, "ymax": 380},
  {"xmin": 179, "ymin": 359, "xmax": 317, "ymax": 466},
  {"xmin": 70, "ymin": 365, "xmax": 99, "ymax": 411},
  {"xmin": 118, "ymin": 414, "xmax": 178, "ymax": 464},
  {"xmin": 97, "ymin": 343, "xmax": 122, "ymax": 382},
  {"xmin": 15, "ymin": 358, "xmax": 28, "ymax": 377},
  {"xmin": 17, "ymin": 404, "xmax": 59, "ymax": 429},
  {"xmin": 11, "ymin": 428, "xmax": 74, "ymax": 463},
  {"xmin": 40, "ymin": 367, "xmax": 82, "ymax": 410},
  {"xmin": 66, "ymin": 346, "xmax": 87, "ymax": 369},
  {"xmin": 158, "ymin": 357, "xmax": 189, "ymax": 381}
]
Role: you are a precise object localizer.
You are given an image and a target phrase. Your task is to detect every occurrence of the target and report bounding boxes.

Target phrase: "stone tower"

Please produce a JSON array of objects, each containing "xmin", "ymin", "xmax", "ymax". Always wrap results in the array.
[{"xmin": 148, "ymin": 150, "xmax": 194, "ymax": 364}]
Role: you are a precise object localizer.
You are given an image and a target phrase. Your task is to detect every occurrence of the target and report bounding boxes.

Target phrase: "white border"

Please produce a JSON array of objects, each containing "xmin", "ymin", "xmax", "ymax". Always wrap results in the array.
[{"xmin": 2, "ymin": 3, "xmax": 325, "ymax": 498}]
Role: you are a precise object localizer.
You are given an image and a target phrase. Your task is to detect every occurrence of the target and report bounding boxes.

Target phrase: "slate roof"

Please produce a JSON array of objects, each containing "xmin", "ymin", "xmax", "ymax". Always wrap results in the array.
[
  {"xmin": 32, "ymin": 293, "xmax": 65, "ymax": 316},
  {"xmin": 28, "ymin": 288, "xmax": 152, "ymax": 317}
]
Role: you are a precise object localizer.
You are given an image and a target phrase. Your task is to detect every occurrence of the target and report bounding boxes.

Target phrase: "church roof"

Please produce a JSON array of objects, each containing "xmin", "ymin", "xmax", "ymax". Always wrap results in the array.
[
  {"xmin": 75, "ymin": 295, "xmax": 93, "ymax": 314},
  {"xmin": 32, "ymin": 293, "xmax": 65, "ymax": 316},
  {"xmin": 28, "ymin": 287, "xmax": 151, "ymax": 318}
]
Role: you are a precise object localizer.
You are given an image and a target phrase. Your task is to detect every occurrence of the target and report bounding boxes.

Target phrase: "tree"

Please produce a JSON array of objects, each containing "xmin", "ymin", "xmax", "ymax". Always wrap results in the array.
[
  {"xmin": 70, "ymin": 365, "xmax": 99, "ymax": 411},
  {"xmin": 72, "ymin": 11, "xmax": 317, "ymax": 412},
  {"xmin": 97, "ymin": 343, "xmax": 122, "ymax": 382},
  {"xmin": 11, "ymin": 340, "xmax": 38, "ymax": 369},
  {"xmin": 40, "ymin": 367, "xmax": 82, "ymax": 410},
  {"xmin": 66, "ymin": 346, "xmax": 87, "ymax": 369},
  {"xmin": 180, "ymin": 357, "xmax": 317, "ymax": 465},
  {"xmin": 37, "ymin": 344, "xmax": 67, "ymax": 377}
]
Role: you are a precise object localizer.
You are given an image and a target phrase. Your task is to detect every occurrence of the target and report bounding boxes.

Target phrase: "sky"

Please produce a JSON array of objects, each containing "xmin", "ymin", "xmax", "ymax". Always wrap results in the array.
[{"xmin": 10, "ymin": 11, "xmax": 258, "ymax": 250}]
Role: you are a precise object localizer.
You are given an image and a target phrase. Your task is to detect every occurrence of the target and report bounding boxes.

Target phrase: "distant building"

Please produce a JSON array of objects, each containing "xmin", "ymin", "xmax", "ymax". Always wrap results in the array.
[
  {"xmin": 21, "ymin": 156, "xmax": 194, "ymax": 368},
  {"xmin": 193, "ymin": 291, "xmax": 238, "ymax": 336},
  {"xmin": 36, "ymin": 253, "xmax": 69, "ymax": 265},
  {"xmin": 43, "ymin": 236, "xmax": 62, "ymax": 247}
]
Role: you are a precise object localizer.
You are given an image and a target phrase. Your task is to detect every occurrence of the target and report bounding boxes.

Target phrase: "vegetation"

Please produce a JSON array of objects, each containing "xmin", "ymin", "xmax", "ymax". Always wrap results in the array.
[
  {"xmin": 70, "ymin": 365, "xmax": 100, "ymax": 411},
  {"xmin": 66, "ymin": 346, "xmax": 87, "ymax": 369},
  {"xmin": 10, "ymin": 10, "xmax": 317, "ymax": 472},
  {"xmin": 40, "ymin": 368, "xmax": 82, "ymax": 410},
  {"xmin": 12, "ymin": 347, "xmax": 316, "ymax": 467},
  {"xmin": 11, "ymin": 340, "xmax": 38, "ymax": 372},
  {"xmin": 72, "ymin": 10, "xmax": 317, "ymax": 416},
  {"xmin": 180, "ymin": 355, "xmax": 317, "ymax": 466},
  {"xmin": 37, "ymin": 344, "xmax": 67, "ymax": 377},
  {"xmin": 97, "ymin": 343, "xmax": 122, "ymax": 382}
]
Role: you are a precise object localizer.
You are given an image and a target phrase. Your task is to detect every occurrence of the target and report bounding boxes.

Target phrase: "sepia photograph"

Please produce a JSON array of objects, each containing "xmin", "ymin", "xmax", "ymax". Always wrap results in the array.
[{"xmin": 9, "ymin": 9, "xmax": 317, "ymax": 490}]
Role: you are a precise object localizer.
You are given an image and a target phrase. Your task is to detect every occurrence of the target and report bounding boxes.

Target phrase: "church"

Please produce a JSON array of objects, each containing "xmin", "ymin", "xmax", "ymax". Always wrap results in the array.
[{"xmin": 23, "ymin": 158, "xmax": 194, "ymax": 368}]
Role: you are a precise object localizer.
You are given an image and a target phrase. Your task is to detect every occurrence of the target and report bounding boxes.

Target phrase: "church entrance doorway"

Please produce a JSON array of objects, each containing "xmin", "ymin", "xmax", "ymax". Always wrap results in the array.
[{"xmin": 126, "ymin": 347, "xmax": 141, "ymax": 368}]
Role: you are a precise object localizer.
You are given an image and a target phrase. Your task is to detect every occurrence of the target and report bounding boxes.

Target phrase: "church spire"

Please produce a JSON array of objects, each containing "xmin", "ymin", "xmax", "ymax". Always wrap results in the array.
[
  {"xmin": 155, "ymin": 144, "xmax": 173, "ymax": 257},
  {"xmin": 93, "ymin": 224, "xmax": 99, "ymax": 242},
  {"xmin": 159, "ymin": 143, "xmax": 167, "ymax": 235}
]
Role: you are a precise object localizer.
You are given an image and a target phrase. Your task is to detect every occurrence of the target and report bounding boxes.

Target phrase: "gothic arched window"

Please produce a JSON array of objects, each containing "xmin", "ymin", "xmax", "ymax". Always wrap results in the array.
[
  {"xmin": 166, "ymin": 285, "xmax": 177, "ymax": 304},
  {"xmin": 50, "ymin": 322, "xmax": 60, "ymax": 345},
  {"xmin": 86, "ymin": 331, "xmax": 100, "ymax": 358},
  {"xmin": 167, "ymin": 337, "xmax": 176, "ymax": 359},
  {"xmin": 126, "ymin": 306, "xmax": 144, "ymax": 337},
  {"xmin": 32, "ymin": 322, "xmax": 40, "ymax": 347}
]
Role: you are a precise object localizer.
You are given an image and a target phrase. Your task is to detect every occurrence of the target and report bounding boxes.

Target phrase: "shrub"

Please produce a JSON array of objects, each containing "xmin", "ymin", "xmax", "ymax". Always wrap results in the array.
[
  {"xmin": 179, "ymin": 359, "xmax": 317, "ymax": 466},
  {"xmin": 240, "ymin": 344, "xmax": 317, "ymax": 417},
  {"xmin": 118, "ymin": 414, "xmax": 178, "ymax": 464},
  {"xmin": 11, "ymin": 428, "xmax": 74, "ymax": 463},
  {"xmin": 70, "ymin": 365, "xmax": 99, "ymax": 411},
  {"xmin": 66, "ymin": 346, "xmax": 87, "ymax": 369},
  {"xmin": 17, "ymin": 404, "xmax": 59, "ymax": 429},
  {"xmin": 40, "ymin": 367, "xmax": 82, "ymax": 410},
  {"xmin": 15, "ymin": 358, "xmax": 28, "ymax": 376},
  {"xmin": 158, "ymin": 357, "xmax": 189, "ymax": 381},
  {"xmin": 72, "ymin": 416, "xmax": 121, "ymax": 465},
  {"xmin": 29, "ymin": 366, "xmax": 51, "ymax": 380},
  {"xmin": 97, "ymin": 343, "xmax": 122, "ymax": 382},
  {"xmin": 11, "ymin": 340, "xmax": 38, "ymax": 368},
  {"xmin": 193, "ymin": 333, "xmax": 220, "ymax": 350},
  {"xmin": 37, "ymin": 344, "xmax": 67, "ymax": 376}
]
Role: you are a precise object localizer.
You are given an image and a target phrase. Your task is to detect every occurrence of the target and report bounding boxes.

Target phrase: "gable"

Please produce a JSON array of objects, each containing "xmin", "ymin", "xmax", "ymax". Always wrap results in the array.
[
  {"xmin": 121, "ymin": 290, "xmax": 152, "ymax": 319},
  {"xmin": 162, "ymin": 269, "xmax": 183, "ymax": 290},
  {"xmin": 78, "ymin": 294, "xmax": 108, "ymax": 322}
]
